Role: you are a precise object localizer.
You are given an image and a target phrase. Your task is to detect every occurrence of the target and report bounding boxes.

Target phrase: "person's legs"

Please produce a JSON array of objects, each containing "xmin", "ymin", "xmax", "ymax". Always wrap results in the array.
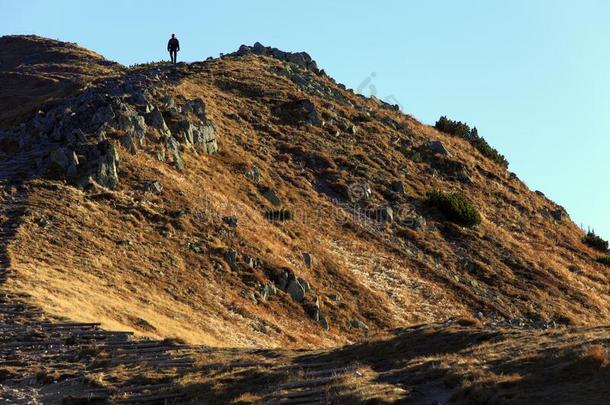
[{"xmin": 170, "ymin": 50, "xmax": 177, "ymax": 64}]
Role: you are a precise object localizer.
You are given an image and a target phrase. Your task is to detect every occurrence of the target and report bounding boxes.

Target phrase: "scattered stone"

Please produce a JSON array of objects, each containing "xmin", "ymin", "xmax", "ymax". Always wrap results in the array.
[
  {"xmin": 302, "ymin": 252, "xmax": 313, "ymax": 268},
  {"xmin": 235, "ymin": 42, "xmax": 321, "ymax": 74},
  {"xmin": 349, "ymin": 182, "xmax": 372, "ymax": 202},
  {"xmin": 286, "ymin": 278, "xmax": 306, "ymax": 302},
  {"xmin": 133, "ymin": 317, "xmax": 156, "ymax": 332},
  {"xmin": 399, "ymin": 214, "xmax": 426, "ymax": 230},
  {"xmin": 279, "ymin": 99, "xmax": 321, "ymax": 126},
  {"xmin": 67, "ymin": 129, "xmax": 86, "ymax": 144},
  {"xmin": 369, "ymin": 206, "xmax": 394, "ymax": 223},
  {"xmin": 551, "ymin": 208, "xmax": 567, "ymax": 221},
  {"xmin": 261, "ymin": 187, "xmax": 282, "ymax": 206},
  {"xmin": 144, "ymin": 180, "xmax": 163, "ymax": 194},
  {"xmin": 427, "ymin": 140, "xmax": 449, "ymax": 155},
  {"xmin": 256, "ymin": 282, "xmax": 278, "ymax": 302},
  {"xmin": 456, "ymin": 169, "xmax": 472, "ymax": 183},
  {"xmin": 318, "ymin": 312, "xmax": 330, "ymax": 330},
  {"xmin": 348, "ymin": 319, "xmax": 369, "ymax": 331},
  {"xmin": 391, "ymin": 180, "xmax": 405, "ymax": 194},
  {"xmin": 36, "ymin": 218, "xmax": 51, "ymax": 229},
  {"xmin": 189, "ymin": 98, "xmax": 206, "ymax": 120},
  {"xmin": 146, "ymin": 107, "xmax": 171, "ymax": 137},
  {"xmin": 46, "ymin": 147, "xmax": 79, "ymax": 178},
  {"xmin": 329, "ymin": 293, "xmax": 342, "ymax": 304},
  {"xmin": 245, "ymin": 165, "xmax": 262, "ymax": 183},
  {"xmin": 277, "ymin": 271, "xmax": 289, "ymax": 290},
  {"xmin": 192, "ymin": 121, "xmax": 218, "ymax": 154},
  {"xmin": 241, "ymin": 290, "xmax": 258, "ymax": 304},
  {"xmin": 224, "ymin": 250, "xmax": 238, "ymax": 266},
  {"xmin": 243, "ymin": 255, "xmax": 256, "ymax": 268},
  {"xmin": 223, "ymin": 216, "xmax": 238, "ymax": 227},
  {"xmin": 297, "ymin": 277, "xmax": 311, "ymax": 293},
  {"xmin": 188, "ymin": 241, "xmax": 203, "ymax": 253}
]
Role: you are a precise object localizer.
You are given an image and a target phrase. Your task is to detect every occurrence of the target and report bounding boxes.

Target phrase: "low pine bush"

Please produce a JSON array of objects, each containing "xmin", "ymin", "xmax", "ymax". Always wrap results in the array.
[
  {"xmin": 582, "ymin": 231, "xmax": 609, "ymax": 252},
  {"xmin": 427, "ymin": 190, "xmax": 481, "ymax": 227},
  {"xmin": 435, "ymin": 116, "xmax": 508, "ymax": 167},
  {"xmin": 596, "ymin": 255, "xmax": 610, "ymax": 267},
  {"xmin": 265, "ymin": 209, "xmax": 295, "ymax": 222}
]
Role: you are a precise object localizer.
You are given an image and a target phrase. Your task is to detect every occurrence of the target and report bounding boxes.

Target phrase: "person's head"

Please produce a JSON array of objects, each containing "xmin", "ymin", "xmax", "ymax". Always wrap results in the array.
[{"xmin": 171, "ymin": 34, "xmax": 175, "ymax": 38}]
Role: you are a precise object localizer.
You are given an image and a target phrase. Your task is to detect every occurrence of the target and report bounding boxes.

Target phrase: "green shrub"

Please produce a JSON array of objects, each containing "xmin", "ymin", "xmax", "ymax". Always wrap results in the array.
[
  {"xmin": 582, "ymin": 231, "xmax": 609, "ymax": 252},
  {"xmin": 354, "ymin": 112, "xmax": 373, "ymax": 123},
  {"xmin": 596, "ymin": 255, "xmax": 610, "ymax": 267},
  {"xmin": 427, "ymin": 190, "xmax": 481, "ymax": 227},
  {"xmin": 265, "ymin": 209, "xmax": 295, "ymax": 222},
  {"xmin": 434, "ymin": 116, "xmax": 508, "ymax": 167}
]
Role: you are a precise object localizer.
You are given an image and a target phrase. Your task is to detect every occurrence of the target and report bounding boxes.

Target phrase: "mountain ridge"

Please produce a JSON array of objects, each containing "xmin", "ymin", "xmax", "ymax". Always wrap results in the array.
[{"xmin": 1, "ymin": 34, "xmax": 609, "ymax": 403}]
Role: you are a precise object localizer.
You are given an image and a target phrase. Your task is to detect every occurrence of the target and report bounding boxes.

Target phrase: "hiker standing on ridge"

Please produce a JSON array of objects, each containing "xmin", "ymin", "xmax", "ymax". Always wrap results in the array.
[{"xmin": 167, "ymin": 34, "xmax": 180, "ymax": 64}]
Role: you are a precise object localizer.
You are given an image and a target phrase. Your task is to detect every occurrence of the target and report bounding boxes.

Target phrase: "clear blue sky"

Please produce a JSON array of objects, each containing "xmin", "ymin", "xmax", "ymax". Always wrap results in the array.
[{"xmin": 2, "ymin": 0, "xmax": 609, "ymax": 239}]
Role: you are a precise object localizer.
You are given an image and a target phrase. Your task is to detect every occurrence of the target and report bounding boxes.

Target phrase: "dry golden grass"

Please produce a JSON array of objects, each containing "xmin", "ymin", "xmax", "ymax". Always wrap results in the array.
[
  {"xmin": 3, "ymin": 48, "xmax": 610, "ymax": 349},
  {"xmin": 2, "ymin": 35, "xmax": 610, "ymax": 402}
]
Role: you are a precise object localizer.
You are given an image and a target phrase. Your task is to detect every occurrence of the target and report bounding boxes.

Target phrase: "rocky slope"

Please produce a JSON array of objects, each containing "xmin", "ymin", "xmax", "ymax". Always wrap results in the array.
[
  {"xmin": 1, "ymin": 35, "xmax": 609, "ymax": 403},
  {"xmin": 0, "ymin": 35, "xmax": 123, "ymax": 129}
]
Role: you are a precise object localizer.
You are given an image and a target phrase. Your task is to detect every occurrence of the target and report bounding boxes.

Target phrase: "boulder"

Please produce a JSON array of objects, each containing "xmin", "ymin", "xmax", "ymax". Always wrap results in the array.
[
  {"xmin": 277, "ymin": 271, "xmax": 289, "ymax": 290},
  {"xmin": 92, "ymin": 105, "xmax": 115, "ymax": 127},
  {"xmin": 235, "ymin": 42, "xmax": 320, "ymax": 74},
  {"xmin": 278, "ymin": 99, "xmax": 321, "ymax": 126},
  {"xmin": 192, "ymin": 122, "xmax": 218, "ymax": 154},
  {"xmin": 286, "ymin": 278, "xmax": 306, "ymax": 302},
  {"xmin": 550, "ymin": 208, "xmax": 567, "ymax": 221},
  {"xmin": 189, "ymin": 98, "xmax": 206, "ymax": 120},
  {"xmin": 46, "ymin": 147, "xmax": 79, "ymax": 178},
  {"xmin": 427, "ymin": 140, "xmax": 449, "ymax": 155},
  {"xmin": 166, "ymin": 137, "xmax": 184, "ymax": 171},
  {"xmin": 146, "ymin": 107, "xmax": 171, "ymax": 137},
  {"xmin": 176, "ymin": 120, "xmax": 195, "ymax": 145},
  {"xmin": 120, "ymin": 134, "xmax": 138, "ymax": 154},
  {"xmin": 90, "ymin": 141, "xmax": 120, "ymax": 189}
]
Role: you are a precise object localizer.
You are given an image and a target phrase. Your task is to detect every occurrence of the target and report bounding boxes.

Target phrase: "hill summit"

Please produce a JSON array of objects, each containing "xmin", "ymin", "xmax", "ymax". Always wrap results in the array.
[{"xmin": 1, "ymin": 35, "xmax": 609, "ymax": 404}]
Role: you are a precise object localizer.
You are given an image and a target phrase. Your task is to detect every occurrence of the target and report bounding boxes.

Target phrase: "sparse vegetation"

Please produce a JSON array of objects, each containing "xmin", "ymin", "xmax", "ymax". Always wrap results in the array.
[
  {"xmin": 582, "ymin": 231, "xmax": 609, "ymax": 252},
  {"xmin": 265, "ymin": 209, "xmax": 295, "ymax": 221},
  {"xmin": 596, "ymin": 255, "xmax": 610, "ymax": 267},
  {"xmin": 427, "ymin": 190, "xmax": 481, "ymax": 227},
  {"xmin": 354, "ymin": 112, "xmax": 373, "ymax": 123},
  {"xmin": 435, "ymin": 116, "xmax": 508, "ymax": 167}
]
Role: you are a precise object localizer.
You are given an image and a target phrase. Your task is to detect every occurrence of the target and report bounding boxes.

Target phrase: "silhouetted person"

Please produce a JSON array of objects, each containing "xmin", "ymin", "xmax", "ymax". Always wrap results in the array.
[{"xmin": 168, "ymin": 34, "xmax": 180, "ymax": 64}]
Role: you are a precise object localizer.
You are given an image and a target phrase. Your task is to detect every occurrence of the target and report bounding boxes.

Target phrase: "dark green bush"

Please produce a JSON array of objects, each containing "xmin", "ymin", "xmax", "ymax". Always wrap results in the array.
[
  {"xmin": 427, "ymin": 190, "xmax": 481, "ymax": 227},
  {"xmin": 265, "ymin": 209, "xmax": 295, "ymax": 222},
  {"xmin": 354, "ymin": 112, "xmax": 373, "ymax": 123},
  {"xmin": 435, "ymin": 116, "xmax": 508, "ymax": 167},
  {"xmin": 596, "ymin": 255, "xmax": 610, "ymax": 267},
  {"xmin": 582, "ymin": 231, "xmax": 609, "ymax": 252}
]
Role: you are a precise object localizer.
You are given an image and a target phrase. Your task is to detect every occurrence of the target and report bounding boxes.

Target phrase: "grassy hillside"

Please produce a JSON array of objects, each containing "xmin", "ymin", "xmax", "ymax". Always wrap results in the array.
[{"xmin": 0, "ymin": 35, "xmax": 608, "ymax": 403}]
